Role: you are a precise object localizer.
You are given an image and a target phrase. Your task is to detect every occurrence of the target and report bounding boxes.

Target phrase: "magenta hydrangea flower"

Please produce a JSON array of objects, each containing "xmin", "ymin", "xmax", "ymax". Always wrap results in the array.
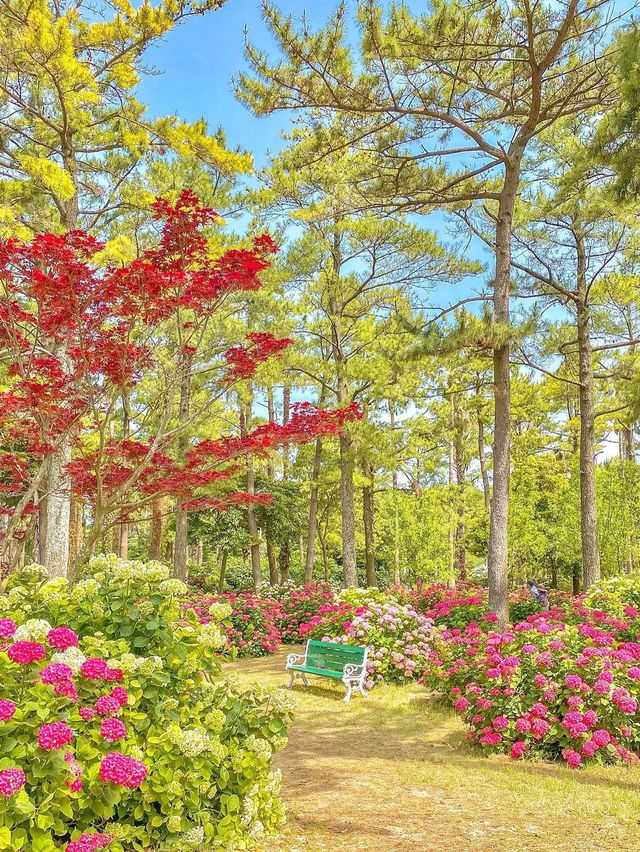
[
  {"xmin": 99, "ymin": 753, "xmax": 147, "ymax": 788},
  {"xmin": 79, "ymin": 706, "xmax": 97, "ymax": 721},
  {"xmin": 511, "ymin": 741, "xmax": 528, "ymax": 760},
  {"xmin": 55, "ymin": 679, "xmax": 80, "ymax": 702},
  {"xmin": 0, "ymin": 699, "xmax": 16, "ymax": 722},
  {"xmin": 0, "ymin": 768, "xmax": 26, "ymax": 797},
  {"xmin": 7, "ymin": 641, "xmax": 47, "ymax": 665},
  {"xmin": 66, "ymin": 832, "xmax": 113, "ymax": 851},
  {"xmin": 47, "ymin": 626, "xmax": 79, "ymax": 650},
  {"xmin": 562, "ymin": 748, "xmax": 582, "ymax": 768},
  {"xmin": 80, "ymin": 658, "xmax": 110, "ymax": 680},
  {"xmin": 40, "ymin": 662, "xmax": 74, "ymax": 684},
  {"xmin": 95, "ymin": 695, "xmax": 121, "ymax": 717},
  {"xmin": 454, "ymin": 696, "xmax": 471, "ymax": 711},
  {"xmin": 0, "ymin": 618, "xmax": 17, "ymax": 639},
  {"xmin": 37, "ymin": 721, "xmax": 74, "ymax": 751},
  {"xmin": 110, "ymin": 687, "xmax": 128, "ymax": 707},
  {"xmin": 99, "ymin": 718, "xmax": 127, "ymax": 743}
]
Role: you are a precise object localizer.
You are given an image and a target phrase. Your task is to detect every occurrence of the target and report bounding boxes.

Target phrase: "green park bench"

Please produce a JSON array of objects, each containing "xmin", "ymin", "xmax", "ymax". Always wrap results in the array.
[{"xmin": 286, "ymin": 639, "xmax": 369, "ymax": 702}]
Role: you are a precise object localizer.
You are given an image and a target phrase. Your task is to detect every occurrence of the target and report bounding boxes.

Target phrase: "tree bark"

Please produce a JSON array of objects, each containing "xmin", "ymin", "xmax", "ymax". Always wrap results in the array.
[
  {"xmin": 149, "ymin": 496, "xmax": 167, "ymax": 561},
  {"xmin": 389, "ymin": 399, "xmax": 401, "ymax": 584},
  {"xmin": 278, "ymin": 540, "xmax": 291, "ymax": 584},
  {"xmin": 477, "ymin": 408, "xmax": 491, "ymax": 512},
  {"xmin": 339, "ymin": 432, "xmax": 358, "ymax": 587},
  {"xmin": 304, "ymin": 436, "xmax": 323, "ymax": 583},
  {"xmin": 217, "ymin": 549, "xmax": 228, "ymax": 594},
  {"xmin": 576, "ymin": 292, "xmax": 600, "ymax": 590},
  {"xmin": 68, "ymin": 499, "xmax": 83, "ymax": 573},
  {"xmin": 267, "ymin": 540, "xmax": 278, "ymax": 585},
  {"xmin": 240, "ymin": 399, "xmax": 262, "ymax": 589},
  {"xmin": 452, "ymin": 393, "xmax": 466, "ymax": 581},
  {"xmin": 42, "ymin": 443, "xmax": 72, "ymax": 578},
  {"xmin": 174, "ymin": 352, "xmax": 193, "ymax": 581},
  {"xmin": 487, "ymin": 169, "xmax": 518, "ymax": 625},
  {"xmin": 362, "ymin": 458, "xmax": 376, "ymax": 587}
]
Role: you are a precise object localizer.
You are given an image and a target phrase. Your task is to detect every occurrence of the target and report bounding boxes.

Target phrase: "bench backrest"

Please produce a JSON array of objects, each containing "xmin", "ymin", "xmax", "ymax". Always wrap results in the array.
[{"xmin": 306, "ymin": 639, "xmax": 366, "ymax": 672}]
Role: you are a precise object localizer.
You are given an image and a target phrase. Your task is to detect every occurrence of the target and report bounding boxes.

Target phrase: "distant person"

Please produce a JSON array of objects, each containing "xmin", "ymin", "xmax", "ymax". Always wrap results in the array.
[{"xmin": 527, "ymin": 579, "xmax": 549, "ymax": 612}]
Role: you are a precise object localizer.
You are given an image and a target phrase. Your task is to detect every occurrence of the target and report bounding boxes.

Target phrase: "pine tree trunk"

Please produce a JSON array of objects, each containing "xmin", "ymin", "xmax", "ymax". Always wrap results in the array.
[
  {"xmin": 362, "ymin": 459, "xmax": 376, "ymax": 587},
  {"xmin": 68, "ymin": 499, "xmax": 83, "ymax": 575},
  {"xmin": 452, "ymin": 393, "xmax": 466, "ymax": 581},
  {"xmin": 174, "ymin": 352, "xmax": 193, "ymax": 581},
  {"xmin": 240, "ymin": 398, "xmax": 262, "ymax": 589},
  {"xmin": 149, "ymin": 496, "xmax": 167, "ymax": 561},
  {"xmin": 304, "ymin": 436, "xmax": 323, "ymax": 584},
  {"xmin": 477, "ymin": 409, "xmax": 491, "ymax": 511},
  {"xmin": 487, "ymin": 172, "xmax": 517, "ymax": 626},
  {"xmin": 339, "ymin": 432, "xmax": 358, "ymax": 587},
  {"xmin": 576, "ymin": 295, "xmax": 600, "ymax": 590},
  {"xmin": 217, "ymin": 549, "xmax": 228, "ymax": 593},
  {"xmin": 42, "ymin": 443, "xmax": 72, "ymax": 578},
  {"xmin": 389, "ymin": 399, "xmax": 401, "ymax": 584},
  {"xmin": 267, "ymin": 540, "xmax": 278, "ymax": 585}
]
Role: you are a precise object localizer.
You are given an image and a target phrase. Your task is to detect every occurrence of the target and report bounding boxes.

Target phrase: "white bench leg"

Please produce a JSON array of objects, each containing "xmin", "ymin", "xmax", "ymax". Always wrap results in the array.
[
  {"xmin": 288, "ymin": 670, "xmax": 295, "ymax": 689},
  {"xmin": 343, "ymin": 682, "xmax": 353, "ymax": 702},
  {"xmin": 301, "ymin": 674, "xmax": 310, "ymax": 686},
  {"xmin": 358, "ymin": 682, "xmax": 368, "ymax": 698}
]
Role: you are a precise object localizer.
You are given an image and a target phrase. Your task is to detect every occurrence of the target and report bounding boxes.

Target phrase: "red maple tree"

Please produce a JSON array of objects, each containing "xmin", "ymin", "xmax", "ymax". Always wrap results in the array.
[{"xmin": 0, "ymin": 191, "xmax": 359, "ymax": 571}]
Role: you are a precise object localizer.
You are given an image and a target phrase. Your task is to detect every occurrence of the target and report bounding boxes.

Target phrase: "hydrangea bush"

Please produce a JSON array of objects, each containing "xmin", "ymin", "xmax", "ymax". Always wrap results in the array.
[
  {"xmin": 263, "ymin": 583, "xmax": 335, "ymax": 644},
  {"xmin": 425, "ymin": 605, "xmax": 640, "ymax": 768},
  {"xmin": 189, "ymin": 591, "xmax": 283, "ymax": 657},
  {"xmin": 1, "ymin": 558, "xmax": 293, "ymax": 849},
  {"xmin": 300, "ymin": 601, "xmax": 433, "ymax": 688}
]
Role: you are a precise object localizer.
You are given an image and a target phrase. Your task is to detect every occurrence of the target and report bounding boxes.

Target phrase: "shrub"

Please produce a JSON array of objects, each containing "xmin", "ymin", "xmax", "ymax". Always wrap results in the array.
[
  {"xmin": 263, "ymin": 583, "xmax": 335, "ymax": 644},
  {"xmin": 584, "ymin": 575, "xmax": 640, "ymax": 618},
  {"xmin": 301, "ymin": 601, "xmax": 433, "ymax": 688},
  {"xmin": 188, "ymin": 591, "xmax": 283, "ymax": 657},
  {"xmin": 425, "ymin": 606, "xmax": 640, "ymax": 767},
  {"xmin": 1, "ymin": 558, "xmax": 293, "ymax": 848}
]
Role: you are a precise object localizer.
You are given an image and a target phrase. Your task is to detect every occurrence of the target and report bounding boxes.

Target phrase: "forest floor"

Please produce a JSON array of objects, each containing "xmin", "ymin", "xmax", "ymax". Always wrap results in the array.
[{"xmin": 231, "ymin": 649, "xmax": 640, "ymax": 852}]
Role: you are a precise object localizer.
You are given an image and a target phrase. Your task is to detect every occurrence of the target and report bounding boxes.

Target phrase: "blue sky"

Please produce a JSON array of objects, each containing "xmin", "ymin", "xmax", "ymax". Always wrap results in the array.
[{"xmin": 139, "ymin": 1, "xmax": 338, "ymax": 168}]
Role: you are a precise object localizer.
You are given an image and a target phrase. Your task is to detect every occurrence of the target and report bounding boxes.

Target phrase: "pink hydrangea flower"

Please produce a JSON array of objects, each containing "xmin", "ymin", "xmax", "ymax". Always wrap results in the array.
[
  {"xmin": 79, "ymin": 706, "xmax": 96, "ymax": 721},
  {"xmin": 0, "ymin": 699, "xmax": 16, "ymax": 721},
  {"xmin": 492, "ymin": 715, "xmax": 509, "ymax": 731},
  {"xmin": 562, "ymin": 748, "xmax": 582, "ymax": 769},
  {"xmin": 0, "ymin": 618, "xmax": 17, "ymax": 639},
  {"xmin": 0, "ymin": 768, "xmax": 25, "ymax": 797},
  {"xmin": 564, "ymin": 674, "xmax": 582, "ymax": 689},
  {"xmin": 99, "ymin": 753, "xmax": 147, "ymax": 788},
  {"xmin": 47, "ymin": 626, "xmax": 79, "ymax": 650},
  {"xmin": 40, "ymin": 662, "xmax": 74, "ymax": 684},
  {"xmin": 99, "ymin": 718, "xmax": 126, "ymax": 743},
  {"xmin": 511, "ymin": 741, "xmax": 528, "ymax": 760},
  {"xmin": 66, "ymin": 832, "xmax": 113, "ymax": 851},
  {"xmin": 110, "ymin": 687, "xmax": 128, "ymax": 707},
  {"xmin": 479, "ymin": 730, "xmax": 502, "ymax": 746},
  {"xmin": 454, "ymin": 697, "xmax": 471, "ymax": 712},
  {"xmin": 95, "ymin": 695, "xmax": 121, "ymax": 717},
  {"xmin": 37, "ymin": 721, "xmax": 74, "ymax": 751},
  {"xmin": 80, "ymin": 658, "xmax": 110, "ymax": 680},
  {"xmin": 7, "ymin": 641, "xmax": 46, "ymax": 665}
]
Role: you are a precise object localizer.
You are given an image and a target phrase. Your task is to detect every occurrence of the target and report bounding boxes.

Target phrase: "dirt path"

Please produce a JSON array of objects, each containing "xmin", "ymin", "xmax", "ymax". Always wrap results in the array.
[{"xmin": 232, "ymin": 651, "xmax": 640, "ymax": 852}]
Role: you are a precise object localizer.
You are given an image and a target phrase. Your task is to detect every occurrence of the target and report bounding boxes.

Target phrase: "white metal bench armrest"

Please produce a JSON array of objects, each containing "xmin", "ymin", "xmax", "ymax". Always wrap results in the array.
[{"xmin": 286, "ymin": 652, "xmax": 306, "ymax": 668}]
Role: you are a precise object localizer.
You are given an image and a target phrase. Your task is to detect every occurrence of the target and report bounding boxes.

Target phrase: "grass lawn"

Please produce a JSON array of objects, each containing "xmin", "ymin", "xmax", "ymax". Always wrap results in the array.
[{"xmin": 230, "ymin": 649, "xmax": 640, "ymax": 852}]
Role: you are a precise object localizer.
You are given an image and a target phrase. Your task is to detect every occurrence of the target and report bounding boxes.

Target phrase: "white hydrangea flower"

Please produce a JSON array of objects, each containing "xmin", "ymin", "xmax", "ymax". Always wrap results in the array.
[
  {"xmin": 197, "ymin": 621, "xmax": 225, "ymax": 649},
  {"xmin": 207, "ymin": 601, "xmax": 232, "ymax": 621},
  {"xmin": 14, "ymin": 618, "xmax": 52, "ymax": 641},
  {"xmin": 159, "ymin": 578, "xmax": 188, "ymax": 596},
  {"xmin": 52, "ymin": 646, "xmax": 86, "ymax": 674},
  {"xmin": 182, "ymin": 826, "xmax": 204, "ymax": 847}
]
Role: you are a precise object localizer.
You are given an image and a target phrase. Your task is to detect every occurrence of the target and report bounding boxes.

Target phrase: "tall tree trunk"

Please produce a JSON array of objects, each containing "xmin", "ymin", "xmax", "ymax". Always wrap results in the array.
[
  {"xmin": 362, "ymin": 458, "xmax": 376, "ymax": 587},
  {"xmin": 487, "ymin": 170, "xmax": 517, "ymax": 625},
  {"xmin": 452, "ymin": 393, "xmax": 466, "ymax": 581},
  {"xmin": 477, "ymin": 408, "xmax": 491, "ymax": 511},
  {"xmin": 68, "ymin": 499, "xmax": 83, "ymax": 573},
  {"xmin": 42, "ymin": 444, "xmax": 72, "ymax": 578},
  {"xmin": 149, "ymin": 496, "xmax": 167, "ymax": 561},
  {"xmin": 267, "ymin": 540, "xmax": 278, "ymax": 585},
  {"xmin": 266, "ymin": 388, "xmax": 279, "ymax": 585},
  {"xmin": 576, "ymin": 295, "xmax": 600, "ymax": 590},
  {"xmin": 174, "ymin": 352, "xmax": 193, "ymax": 581},
  {"xmin": 339, "ymin": 432, "xmax": 357, "ymax": 587},
  {"xmin": 304, "ymin": 436, "xmax": 323, "ymax": 584},
  {"xmin": 217, "ymin": 549, "xmax": 228, "ymax": 594},
  {"xmin": 389, "ymin": 399, "xmax": 401, "ymax": 584},
  {"xmin": 240, "ymin": 398, "xmax": 262, "ymax": 589}
]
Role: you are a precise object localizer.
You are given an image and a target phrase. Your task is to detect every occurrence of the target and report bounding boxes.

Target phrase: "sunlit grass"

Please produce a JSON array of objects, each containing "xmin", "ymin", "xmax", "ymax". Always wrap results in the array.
[{"xmin": 231, "ymin": 651, "xmax": 640, "ymax": 851}]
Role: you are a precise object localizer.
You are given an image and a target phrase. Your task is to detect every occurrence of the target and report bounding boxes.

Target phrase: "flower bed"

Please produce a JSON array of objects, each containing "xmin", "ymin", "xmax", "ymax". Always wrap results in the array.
[
  {"xmin": 263, "ymin": 583, "xmax": 335, "ymax": 644},
  {"xmin": 424, "ymin": 604, "xmax": 640, "ymax": 767},
  {"xmin": 1, "ymin": 557, "xmax": 293, "ymax": 849},
  {"xmin": 189, "ymin": 591, "xmax": 283, "ymax": 657},
  {"xmin": 300, "ymin": 600, "xmax": 433, "ymax": 688}
]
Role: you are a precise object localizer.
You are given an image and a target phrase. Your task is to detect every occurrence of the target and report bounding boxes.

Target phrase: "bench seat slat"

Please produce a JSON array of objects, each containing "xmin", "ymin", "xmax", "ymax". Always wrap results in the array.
[{"xmin": 288, "ymin": 664, "xmax": 345, "ymax": 680}]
